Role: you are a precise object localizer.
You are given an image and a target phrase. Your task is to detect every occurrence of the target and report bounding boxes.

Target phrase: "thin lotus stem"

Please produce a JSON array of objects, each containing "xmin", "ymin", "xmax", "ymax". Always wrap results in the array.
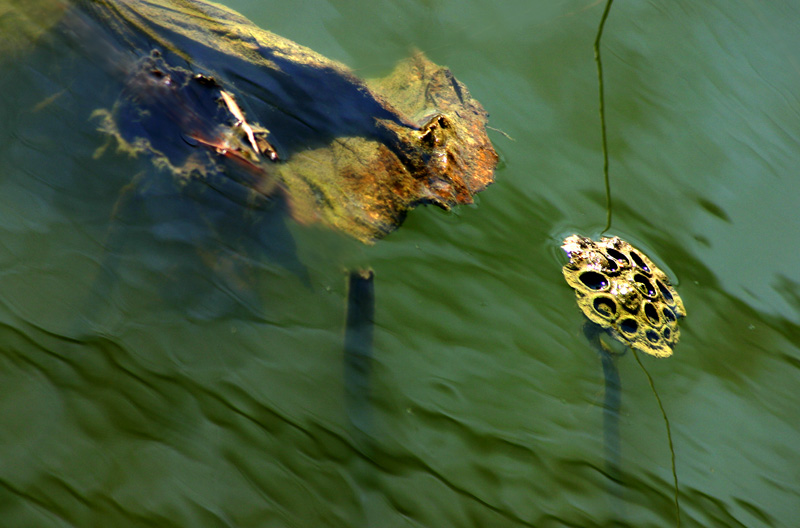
[
  {"xmin": 594, "ymin": 0, "xmax": 614, "ymax": 234},
  {"xmin": 633, "ymin": 350, "xmax": 681, "ymax": 528}
]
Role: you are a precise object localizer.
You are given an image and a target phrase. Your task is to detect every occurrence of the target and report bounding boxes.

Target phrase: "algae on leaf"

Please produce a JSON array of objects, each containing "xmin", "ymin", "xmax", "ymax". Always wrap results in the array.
[{"xmin": 72, "ymin": 0, "xmax": 498, "ymax": 242}]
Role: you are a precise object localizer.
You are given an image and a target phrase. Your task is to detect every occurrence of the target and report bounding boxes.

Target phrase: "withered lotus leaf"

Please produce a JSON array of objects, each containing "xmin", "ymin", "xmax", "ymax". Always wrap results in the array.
[{"xmin": 73, "ymin": 0, "xmax": 498, "ymax": 242}]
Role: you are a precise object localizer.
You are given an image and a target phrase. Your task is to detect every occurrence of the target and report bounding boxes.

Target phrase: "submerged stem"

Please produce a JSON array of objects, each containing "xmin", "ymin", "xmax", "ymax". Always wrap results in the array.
[
  {"xmin": 584, "ymin": 323, "xmax": 623, "ymax": 487},
  {"xmin": 344, "ymin": 269, "xmax": 376, "ymax": 446},
  {"xmin": 594, "ymin": 0, "xmax": 614, "ymax": 234},
  {"xmin": 633, "ymin": 350, "xmax": 681, "ymax": 528}
]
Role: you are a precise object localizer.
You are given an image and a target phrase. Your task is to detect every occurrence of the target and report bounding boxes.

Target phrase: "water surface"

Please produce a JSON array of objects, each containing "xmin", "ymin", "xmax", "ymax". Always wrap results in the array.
[{"xmin": 1, "ymin": 0, "xmax": 799, "ymax": 526}]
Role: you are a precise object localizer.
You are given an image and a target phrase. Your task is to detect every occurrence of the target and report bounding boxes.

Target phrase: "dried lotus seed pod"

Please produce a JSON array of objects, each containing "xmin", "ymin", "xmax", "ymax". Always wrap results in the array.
[{"xmin": 561, "ymin": 235, "xmax": 686, "ymax": 358}]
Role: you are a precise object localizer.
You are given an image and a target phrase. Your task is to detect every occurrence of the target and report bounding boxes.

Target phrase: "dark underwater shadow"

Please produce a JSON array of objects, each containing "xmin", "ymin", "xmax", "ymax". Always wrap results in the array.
[
  {"xmin": 0, "ymin": 4, "xmax": 317, "ymax": 332},
  {"xmin": 78, "ymin": 169, "xmax": 310, "ymax": 331}
]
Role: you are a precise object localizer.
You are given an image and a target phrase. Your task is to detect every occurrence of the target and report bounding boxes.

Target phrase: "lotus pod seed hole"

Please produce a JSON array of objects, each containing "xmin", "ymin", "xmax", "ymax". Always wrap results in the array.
[
  {"xmin": 606, "ymin": 248, "xmax": 628, "ymax": 265},
  {"xmin": 656, "ymin": 279, "xmax": 674, "ymax": 304},
  {"xmin": 580, "ymin": 271, "xmax": 609, "ymax": 291},
  {"xmin": 634, "ymin": 274, "xmax": 656, "ymax": 297},
  {"xmin": 619, "ymin": 318, "xmax": 638, "ymax": 335},
  {"xmin": 646, "ymin": 329, "xmax": 660, "ymax": 344},
  {"xmin": 630, "ymin": 251, "xmax": 650, "ymax": 273},
  {"xmin": 593, "ymin": 296, "xmax": 617, "ymax": 319},
  {"xmin": 644, "ymin": 302, "xmax": 660, "ymax": 325}
]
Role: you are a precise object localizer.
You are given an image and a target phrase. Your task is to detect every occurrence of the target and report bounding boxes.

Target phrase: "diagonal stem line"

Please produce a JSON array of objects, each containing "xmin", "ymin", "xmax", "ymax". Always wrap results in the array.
[
  {"xmin": 634, "ymin": 350, "xmax": 682, "ymax": 528},
  {"xmin": 594, "ymin": 0, "xmax": 615, "ymax": 233}
]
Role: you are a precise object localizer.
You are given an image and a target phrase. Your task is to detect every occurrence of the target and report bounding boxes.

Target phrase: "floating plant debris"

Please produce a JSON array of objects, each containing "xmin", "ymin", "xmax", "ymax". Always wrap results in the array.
[
  {"xmin": 562, "ymin": 235, "xmax": 686, "ymax": 358},
  {"xmin": 70, "ymin": 0, "xmax": 498, "ymax": 243}
]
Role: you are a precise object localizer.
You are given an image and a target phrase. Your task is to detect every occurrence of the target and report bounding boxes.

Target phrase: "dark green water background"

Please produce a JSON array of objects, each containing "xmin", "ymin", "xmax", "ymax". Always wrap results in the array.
[{"xmin": 1, "ymin": 0, "xmax": 799, "ymax": 526}]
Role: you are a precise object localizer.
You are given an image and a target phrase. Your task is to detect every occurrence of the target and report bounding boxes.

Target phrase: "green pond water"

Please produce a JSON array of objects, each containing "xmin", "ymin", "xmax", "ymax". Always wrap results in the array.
[{"xmin": 1, "ymin": 0, "xmax": 799, "ymax": 526}]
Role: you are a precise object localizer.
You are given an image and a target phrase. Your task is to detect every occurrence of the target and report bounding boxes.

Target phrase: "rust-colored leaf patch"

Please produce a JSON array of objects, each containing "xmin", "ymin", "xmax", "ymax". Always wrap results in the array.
[{"xmin": 83, "ymin": 0, "xmax": 497, "ymax": 243}]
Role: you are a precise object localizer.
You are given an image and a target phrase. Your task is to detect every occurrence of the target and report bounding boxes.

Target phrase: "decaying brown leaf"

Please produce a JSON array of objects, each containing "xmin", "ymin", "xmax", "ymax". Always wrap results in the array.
[{"xmin": 75, "ymin": 0, "xmax": 498, "ymax": 242}]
